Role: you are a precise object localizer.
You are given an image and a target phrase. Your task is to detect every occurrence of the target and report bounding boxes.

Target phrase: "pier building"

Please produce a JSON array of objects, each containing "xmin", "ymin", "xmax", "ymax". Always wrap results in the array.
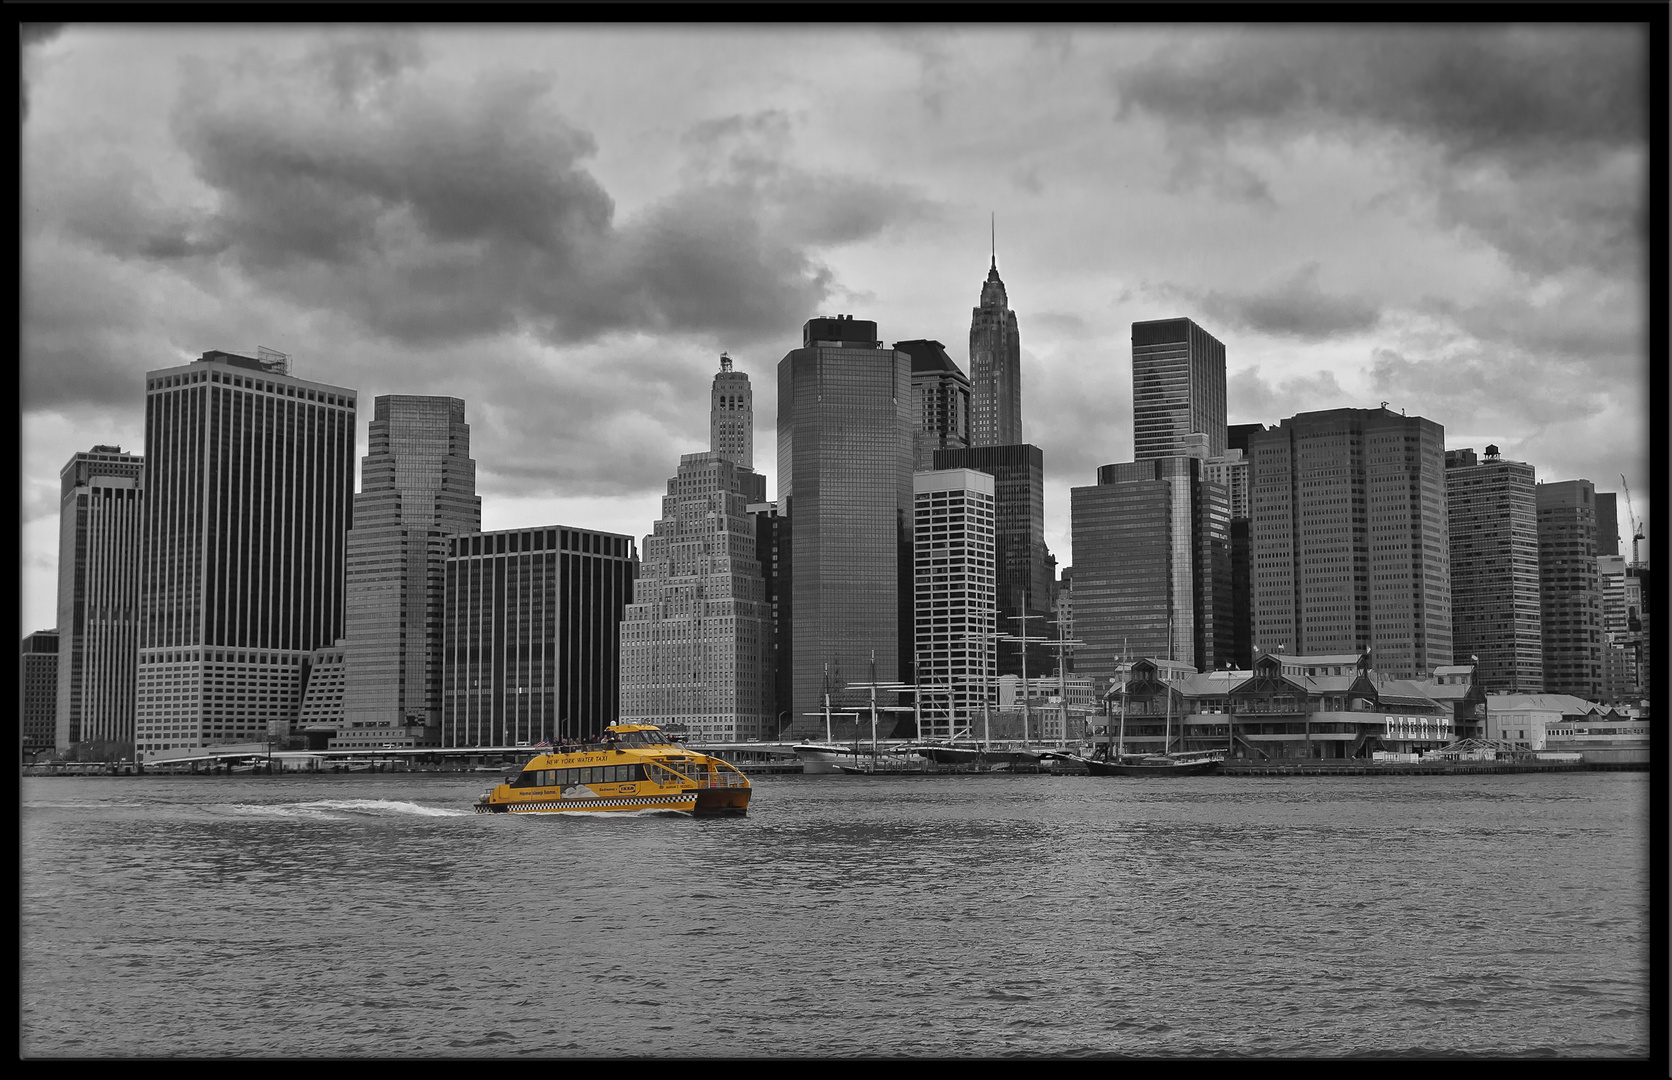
[{"xmin": 1091, "ymin": 650, "xmax": 1487, "ymax": 761}]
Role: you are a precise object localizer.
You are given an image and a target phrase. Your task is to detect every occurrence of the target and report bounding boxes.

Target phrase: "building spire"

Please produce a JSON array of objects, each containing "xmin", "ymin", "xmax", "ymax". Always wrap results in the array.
[{"xmin": 990, "ymin": 212, "xmax": 996, "ymax": 272}]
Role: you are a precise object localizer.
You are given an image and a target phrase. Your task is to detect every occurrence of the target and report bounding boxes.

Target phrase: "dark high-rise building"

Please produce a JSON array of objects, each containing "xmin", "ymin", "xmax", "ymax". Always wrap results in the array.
[
  {"xmin": 1071, "ymin": 456, "xmax": 1232, "ymax": 687},
  {"xmin": 1445, "ymin": 446, "xmax": 1543, "ymax": 693},
  {"xmin": 135, "ymin": 349, "xmax": 356, "ymax": 760},
  {"xmin": 778, "ymin": 316, "xmax": 915, "ymax": 736},
  {"xmin": 897, "ymin": 339, "xmax": 972, "ymax": 470},
  {"xmin": 1217, "ymin": 424, "xmax": 1262, "ymax": 668},
  {"xmin": 1131, "ymin": 318, "xmax": 1227, "ymax": 461},
  {"xmin": 933, "ymin": 443, "xmax": 1054, "ymax": 678},
  {"xmin": 749, "ymin": 499, "xmax": 790, "ymax": 735},
  {"xmin": 342, "ymin": 396, "xmax": 481, "ymax": 735},
  {"xmin": 1227, "ymin": 423, "xmax": 1266, "ymax": 455},
  {"xmin": 1249, "ymin": 408, "xmax": 1451, "ymax": 679},
  {"xmin": 1537, "ymin": 479, "xmax": 1603, "ymax": 698},
  {"xmin": 21, "ymin": 630, "xmax": 59, "ymax": 758},
  {"xmin": 442, "ymin": 525, "xmax": 636, "ymax": 746},
  {"xmin": 1594, "ymin": 492, "xmax": 1619, "ymax": 558},
  {"xmin": 55, "ymin": 445, "xmax": 144, "ymax": 752},
  {"xmin": 620, "ymin": 356, "xmax": 773, "ymax": 742},
  {"xmin": 969, "ymin": 256, "xmax": 1022, "ymax": 447},
  {"xmin": 1229, "ymin": 518, "xmax": 1254, "ymax": 669}
]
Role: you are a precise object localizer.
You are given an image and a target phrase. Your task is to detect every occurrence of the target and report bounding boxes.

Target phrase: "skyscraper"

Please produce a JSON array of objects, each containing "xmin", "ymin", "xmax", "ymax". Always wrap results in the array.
[
  {"xmin": 1594, "ymin": 492, "xmax": 1619, "ymax": 557},
  {"xmin": 1249, "ymin": 408, "xmax": 1452, "ymax": 679},
  {"xmin": 1131, "ymin": 318, "xmax": 1227, "ymax": 461},
  {"xmin": 913, "ymin": 468, "xmax": 996, "ymax": 738},
  {"xmin": 134, "ymin": 349, "xmax": 357, "ymax": 760},
  {"xmin": 1070, "ymin": 456, "xmax": 1232, "ymax": 686},
  {"xmin": 710, "ymin": 352, "xmax": 754, "ymax": 469},
  {"xmin": 969, "ymin": 254, "xmax": 1022, "ymax": 447},
  {"xmin": 442, "ymin": 525, "xmax": 636, "ymax": 746},
  {"xmin": 778, "ymin": 316, "xmax": 915, "ymax": 736},
  {"xmin": 619, "ymin": 356, "xmax": 773, "ymax": 742},
  {"xmin": 933, "ymin": 443, "xmax": 1055, "ymax": 678},
  {"xmin": 341, "ymin": 396, "xmax": 480, "ymax": 735},
  {"xmin": 21, "ymin": 630, "xmax": 59, "ymax": 759},
  {"xmin": 897, "ymin": 339, "xmax": 972, "ymax": 470},
  {"xmin": 55, "ymin": 445, "xmax": 144, "ymax": 752},
  {"xmin": 1445, "ymin": 445, "xmax": 1542, "ymax": 693},
  {"xmin": 1537, "ymin": 479, "xmax": 1603, "ymax": 698}
]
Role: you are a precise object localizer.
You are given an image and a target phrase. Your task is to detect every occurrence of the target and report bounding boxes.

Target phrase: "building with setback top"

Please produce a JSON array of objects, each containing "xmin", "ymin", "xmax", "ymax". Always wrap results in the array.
[
  {"xmin": 619, "ymin": 355, "xmax": 773, "ymax": 742},
  {"xmin": 341, "ymin": 396, "xmax": 481, "ymax": 737},
  {"xmin": 969, "ymin": 254, "xmax": 1022, "ymax": 448},
  {"xmin": 898, "ymin": 339, "xmax": 972, "ymax": 470}
]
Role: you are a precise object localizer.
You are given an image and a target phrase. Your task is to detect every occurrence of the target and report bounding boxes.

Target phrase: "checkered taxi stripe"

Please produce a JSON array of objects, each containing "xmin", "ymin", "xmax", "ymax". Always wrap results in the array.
[{"xmin": 477, "ymin": 793, "xmax": 698, "ymax": 814}]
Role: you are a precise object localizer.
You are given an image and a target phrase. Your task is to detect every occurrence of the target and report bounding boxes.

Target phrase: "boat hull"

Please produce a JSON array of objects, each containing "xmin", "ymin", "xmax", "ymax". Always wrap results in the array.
[
  {"xmin": 1084, "ymin": 756, "xmax": 1223, "ymax": 777},
  {"xmin": 693, "ymin": 787, "xmax": 751, "ymax": 816},
  {"xmin": 913, "ymin": 745, "xmax": 1040, "ymax": 765},
  {"xmin": 794, "ymin": 743, "xmax": 919, "ymax": 774},
  {"xmin": 475, "ymin": 791, "xmax": 699, "ymax": 814}
]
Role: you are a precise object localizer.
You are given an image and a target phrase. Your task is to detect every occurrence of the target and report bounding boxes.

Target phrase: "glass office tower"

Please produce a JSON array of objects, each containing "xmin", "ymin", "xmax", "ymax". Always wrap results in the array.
[
  {"xmin": 1131, "ymin": 317, "xmax": 1227, "ymax": 462},
  {"xmin": 777, "ymin": 316, "xmax": 915, "ymax": 737}
]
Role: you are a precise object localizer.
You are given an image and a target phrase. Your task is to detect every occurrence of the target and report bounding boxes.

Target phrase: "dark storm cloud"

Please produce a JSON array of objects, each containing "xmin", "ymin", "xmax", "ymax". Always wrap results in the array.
[
  {"xmin": 1111, "ymin": 26, "xmax": 1645, "ymax": 158},
  {"xmin": 137, "ymin": 38, "xmax": 931, "ymax": 351},
  {"xmin": 20, "ymin": 23, "xmax": 64, "ymax": 120},
  {"xmin": 1200, "ymin": 263, "xmax": 1382, "ymax": 340},
  {"xmin": 1110, "ymin": 26, "xmax": 1647, "ymax": 274}
]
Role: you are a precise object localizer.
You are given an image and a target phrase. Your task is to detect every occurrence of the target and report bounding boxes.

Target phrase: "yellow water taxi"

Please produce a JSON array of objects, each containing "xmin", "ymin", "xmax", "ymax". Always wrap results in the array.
[{"xmin": 473, "ymin": 724, "xmax": 751, "ymax": 816}]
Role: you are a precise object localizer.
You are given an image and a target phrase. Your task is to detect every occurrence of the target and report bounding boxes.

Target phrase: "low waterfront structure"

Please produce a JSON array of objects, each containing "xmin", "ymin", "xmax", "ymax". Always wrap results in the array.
[
  {"xmin": 1487, "ymin": 693, "xmax": 1647, "ymax": 764},
  {"xmin": 1090, "ymin": 650, "xmax": 1485, "ymax": 761}
]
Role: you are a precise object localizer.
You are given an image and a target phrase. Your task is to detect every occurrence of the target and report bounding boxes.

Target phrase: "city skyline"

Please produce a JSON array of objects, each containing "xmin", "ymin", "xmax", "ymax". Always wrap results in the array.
[{"xmin": 20, "ymin": 25, "xmax": 1653, "ymax": 637}]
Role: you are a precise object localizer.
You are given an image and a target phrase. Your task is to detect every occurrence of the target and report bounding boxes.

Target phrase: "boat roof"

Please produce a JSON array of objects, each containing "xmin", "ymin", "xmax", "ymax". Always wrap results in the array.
[{"xmin": 607, "ymin": 723, "xmax": 669, "ymax": 733}]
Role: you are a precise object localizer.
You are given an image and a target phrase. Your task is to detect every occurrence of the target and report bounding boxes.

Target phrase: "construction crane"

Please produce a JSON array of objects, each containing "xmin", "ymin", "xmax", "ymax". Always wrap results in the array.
[{"xmin": 1621, "ymin": 475, "xmax": 1644, "ymax": 569}]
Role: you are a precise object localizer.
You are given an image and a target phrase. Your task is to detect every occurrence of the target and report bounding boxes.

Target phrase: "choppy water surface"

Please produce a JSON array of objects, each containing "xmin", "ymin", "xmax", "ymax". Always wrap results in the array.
[{"xmin": 21, "ymin": 771, "xmax": 1649, "ymax": 1058}]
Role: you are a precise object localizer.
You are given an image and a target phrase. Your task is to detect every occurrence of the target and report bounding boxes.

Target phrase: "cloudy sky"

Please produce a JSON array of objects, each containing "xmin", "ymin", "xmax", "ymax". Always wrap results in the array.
[{"xmin": 20, "ymin": 23, "xmax": 1652, "ymax": 636}]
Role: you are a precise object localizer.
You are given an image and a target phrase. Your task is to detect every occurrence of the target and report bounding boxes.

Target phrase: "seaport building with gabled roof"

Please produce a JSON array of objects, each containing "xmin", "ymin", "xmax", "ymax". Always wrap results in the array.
[{"xmin": 1090, "ymin": 649, "xmax": 1487, "ymax": 761}]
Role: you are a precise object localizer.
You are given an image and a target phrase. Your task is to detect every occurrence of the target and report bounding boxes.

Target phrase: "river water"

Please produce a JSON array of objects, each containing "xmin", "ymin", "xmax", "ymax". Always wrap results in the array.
[{"xmin": 20, "ymin": 770, "xmax": 1649, "ymax": 1058}]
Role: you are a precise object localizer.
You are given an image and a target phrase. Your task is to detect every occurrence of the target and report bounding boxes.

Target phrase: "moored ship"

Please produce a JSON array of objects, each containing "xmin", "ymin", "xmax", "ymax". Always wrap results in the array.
[{"xmin": 474, "ymin": 724, "xmax": 750, "ymax": 816}]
